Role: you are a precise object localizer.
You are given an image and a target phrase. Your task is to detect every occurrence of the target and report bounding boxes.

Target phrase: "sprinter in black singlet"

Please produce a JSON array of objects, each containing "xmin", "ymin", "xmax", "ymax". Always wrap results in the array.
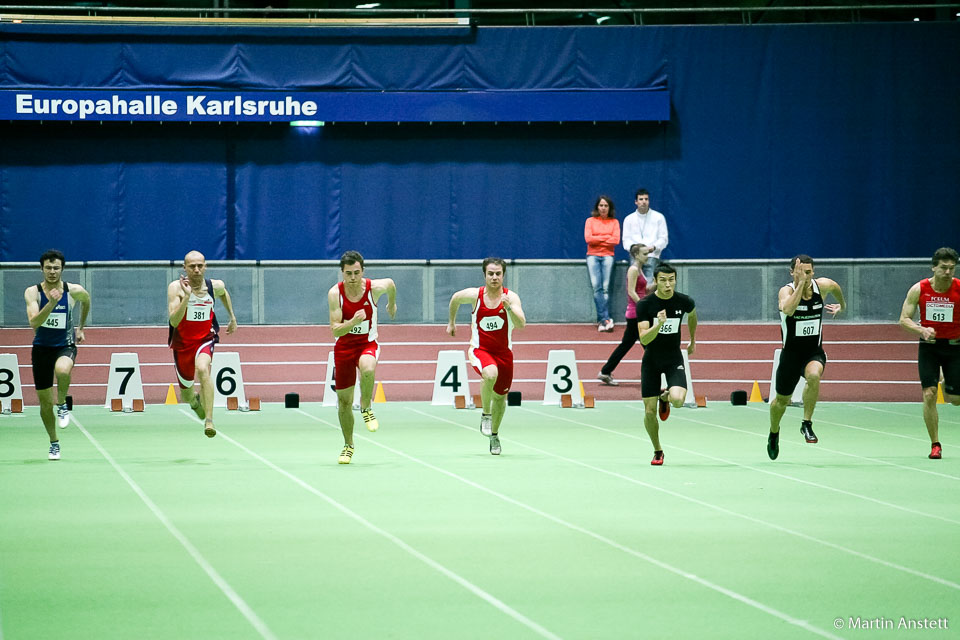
[
  {"xmin": 767, "ymin": 255, "xmax": 845, "ymax": 460},
  {"xmin": 636, "ymin": 262, "xmax": 697, "ymax": 466}
]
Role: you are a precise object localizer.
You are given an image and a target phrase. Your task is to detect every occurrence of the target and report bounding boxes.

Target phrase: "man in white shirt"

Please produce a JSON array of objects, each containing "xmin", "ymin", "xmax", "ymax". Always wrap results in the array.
[{"xmin": 621, "ymin": 188, "xmax": 669, "ymax": 281}]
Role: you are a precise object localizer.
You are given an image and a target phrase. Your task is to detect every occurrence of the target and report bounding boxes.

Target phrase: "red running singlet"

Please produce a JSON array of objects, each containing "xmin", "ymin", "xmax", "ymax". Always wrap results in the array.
[
  {"xmin": 470, "ymin": 286, "xmax": 512, "ymax": 354},
  {"xmin": 919, "ymin": 277, "xmax": 960, "ymax": 340}
]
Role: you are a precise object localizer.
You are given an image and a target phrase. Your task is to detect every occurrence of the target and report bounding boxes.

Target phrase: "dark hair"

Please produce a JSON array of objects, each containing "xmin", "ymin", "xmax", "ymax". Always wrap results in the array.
[
  {"xmin": 932, "ymin": 247, "xmax": 959, "ymax": 266},
  {"xmin": 591, "ymin": 195, "xmax": 616, "ymax": 218},
  {"xmin": 654, "ymin": 262, "xmax": 676, "ymax": 279},
  {"xmin": 339, "ymin": 250, "xmax": 364, "ymax": 270},
  {"xmin": 629, "ymin": 244, "xmax": 645, "ymax": 261},
  {"xmin": 482, "ymin": 257, "xmax": 506, "ymax": 275},
  {"xmin": 39, "ymin": 249, "xmax": 65, "ymax": 268},
  {"xmin": 790, "ymin": 254, "xmax": 814, "ymax": 270},
  {"xmin": 635, "ymin": 188, "xmax": 650, "ymax": 200}
]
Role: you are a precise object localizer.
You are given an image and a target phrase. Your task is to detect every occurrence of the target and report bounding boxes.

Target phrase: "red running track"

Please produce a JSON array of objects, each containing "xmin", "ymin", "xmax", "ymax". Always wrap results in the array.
[{"xmin": 0, "ymin": 323, "xmax": 921, "ymax": 405}]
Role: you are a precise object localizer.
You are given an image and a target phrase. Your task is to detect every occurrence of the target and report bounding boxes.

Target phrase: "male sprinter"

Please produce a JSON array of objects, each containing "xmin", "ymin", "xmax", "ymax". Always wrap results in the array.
[
  {"xmin": 447, "ymin": 257, "xmax": 526, "ymax": 456},
  {"xmin": 899, "ymin": 247, "xmax": 960, "ymax": 459},
  {"xmin": 767, "ymin": 255, "xmax": 845, "ymax": 459},
  {"xmin": 25, "ymin": 249, "xmax": 90, "ymax": 460},
  {"xmin": 636, "ymin": 262, "xmax": 697, "ymax": 466},
  {"xmin": 168, "ymin": 250, "xmax": 237, "ymax": 438},
  {"xmin": 328, "ymin": 251, "xmax": 397, "ymax": 464}
]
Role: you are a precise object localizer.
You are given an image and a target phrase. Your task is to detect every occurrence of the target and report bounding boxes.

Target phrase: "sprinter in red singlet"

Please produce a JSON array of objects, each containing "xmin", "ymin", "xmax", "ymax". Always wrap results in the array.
[
  {"xmin": 899, "ymin": 247, "xmax": 960, "ymax": 459},
  {"xmin": 328, "ymin": 251, "xmax": 397, "ymax": 465},
  {"xmin": 447, "ymin": 257, "xmax": 526, "ymax": 456},
  {"xmin": 167, "ymin": 250, "xmax": 238, "ymax": 439}
]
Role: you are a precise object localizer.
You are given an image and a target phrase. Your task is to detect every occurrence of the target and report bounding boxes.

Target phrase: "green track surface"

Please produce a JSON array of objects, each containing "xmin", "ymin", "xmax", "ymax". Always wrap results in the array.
[{"xmin": 1, "ymin": 401, "xmax": 957, "ymax": 639}]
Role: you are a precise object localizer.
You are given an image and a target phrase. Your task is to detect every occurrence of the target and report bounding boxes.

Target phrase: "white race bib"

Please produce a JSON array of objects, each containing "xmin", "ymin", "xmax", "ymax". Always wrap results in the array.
[
  {"xmin": 187, "ymin": 303, "xmax": 211, "ymax": 322},
  {"xmin": 42, "ymin": 312, "xmax": 66, "ymax": 329},
  {"xmin": 480, "ymin": 316, "xmax": 505, "ymax": 332},
  {"xmin": 927, "ymin": 303, "xmax": 954, "ymax": 323},
  {"xmin": 795, "ymin": 319, "xmax": 821, "ymax": 337},
  {"xmin": 658, "ymin": 318, "xmax": 680, "ymax": 334},
  {"xmin": 349, "ymin": 319, "xmax": 370, "ymax": 335}
]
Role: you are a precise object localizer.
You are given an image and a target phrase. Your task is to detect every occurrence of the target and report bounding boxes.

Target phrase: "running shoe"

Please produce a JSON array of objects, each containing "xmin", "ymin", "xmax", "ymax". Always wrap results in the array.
[
  {"xmin": 597, "ymin": 373, "xmax": 619, "ymax": 386},
  {"xmin": 338, "ymin": 444, "xmax": 354, "ymax": 464},
  {"xmin": 48, "ymin": 441, "xmax": 61, "ymax": 461},
  {"xmin": 361, "ymin": 408, "xmax": 379, "ymax": 432},
  {"xmin": 800, "ymin": 420, "xmax": 818, "ymax": 443},
  {"xmin": 480, "ymin": 413, "xmax": 493, "ymax": 437},
  {"xmin": 651, "ymin": 450, "xmax": 664, "ymax": 466},
  {"xmin": 767, "ymin": 431, "xmax": 780, "ymax": 460},
  {"xmin": 189, "ymin": 396, "xmax": 205, "ymax": 420},
  {"xmin": 204, "ymin": 422, "xmax": 216, "ymax": 438},
  {"xmin": 929, "ymin": 442, "xmax": 942, "ymax": 460},
  {"xmin": 597, "ymin": 322, "xmax": 605, "ymax": 332},
  {"xmin": 56, "ymin": 403, "xmax": 70, "ymax": 428},
  {"xmin": 658, "ymin": 389, "xmax": 670, "ymax": 421},
  {"xmin": 603, "ymin": 319, "xmax": 615, "ymax": 332},
  {"xmin": 489, "ymin": 434, "xmax": 501, "ymax": 456}
]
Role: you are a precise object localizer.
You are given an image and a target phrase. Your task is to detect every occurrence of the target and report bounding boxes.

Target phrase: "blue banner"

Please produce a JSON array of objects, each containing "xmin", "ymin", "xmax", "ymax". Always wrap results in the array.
[{"xmin": 0, "ymin": 89, "xmax": 670, "ymax": 122}]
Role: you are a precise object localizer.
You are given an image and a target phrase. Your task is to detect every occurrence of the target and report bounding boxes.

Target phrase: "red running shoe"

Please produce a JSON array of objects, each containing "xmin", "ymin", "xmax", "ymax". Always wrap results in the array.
[
  {"xmin": 651, "ymin": 450, "xmax": 664, "ymax": 466},
  {"xmin": 929, "ymin": 442, "xmax": 942, "ymax": 459},
  {"xmin": 658, "ymin": 390, "xmax": 670, "ymax": 421}
]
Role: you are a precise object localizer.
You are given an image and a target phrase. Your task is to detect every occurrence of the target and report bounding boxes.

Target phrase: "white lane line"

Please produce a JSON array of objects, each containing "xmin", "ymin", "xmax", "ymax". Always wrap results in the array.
[
  {"xmin": 722, "ymin": 407, "xmax": 960, "ymax": 481},
  {"xmin": 297, "ymin": 408, "xmax": 841, "ymax": 639},
  {"xmin": 199, "ymin": 409, "xmax": 562, "ymax": 640},
  {"xmin": 862, "ymin": 404, "xmax": 960, "ymax": 427},
  {"xmin": 552, "ymin": 407, "xmax": 960, "ymax": 524},
  {"xmin": 73, "ymin": 416, "xmax": 278, "ymax": 640},
  {"xmin": 473, "ymin": 409, "xmax": 959, "ymax": 592}
]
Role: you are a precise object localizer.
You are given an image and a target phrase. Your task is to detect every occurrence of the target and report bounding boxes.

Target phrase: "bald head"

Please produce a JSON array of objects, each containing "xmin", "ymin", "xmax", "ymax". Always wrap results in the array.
[{"xmin": 183, "ymin": 251, "xmax": 207, "ymax": 281}]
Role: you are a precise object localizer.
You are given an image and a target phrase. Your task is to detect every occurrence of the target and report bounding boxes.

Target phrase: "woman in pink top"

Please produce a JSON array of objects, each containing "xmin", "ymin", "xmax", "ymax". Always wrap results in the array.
[
  {"xmin": 584, "ymin": 195, "xmax": 621, "ymax": 332},
  {"xmin": 598, "ymin": 243, "xmax": 650, "ymax": 386}
]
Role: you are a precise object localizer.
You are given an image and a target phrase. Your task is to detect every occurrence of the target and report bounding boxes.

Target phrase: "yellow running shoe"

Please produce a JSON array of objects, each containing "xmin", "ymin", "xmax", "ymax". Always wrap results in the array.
[
  {"xmin": 338, "ymin": 444, "xmax": 354, "ymax": 464},
  {"xmin": 361, "ymin": 408, "xmax": 379, "ymax": 432},
  {"xmin": 204, "ymin": 421, "xmax": 216, "ymax": 438}
]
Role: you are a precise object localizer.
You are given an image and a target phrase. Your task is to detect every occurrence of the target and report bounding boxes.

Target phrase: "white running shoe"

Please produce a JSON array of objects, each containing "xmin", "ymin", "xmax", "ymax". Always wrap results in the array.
[
  {"xmin": 56, "ymin": 403, "xmax": 70, "ymax": 428},
  {"xmin": 48, "ymin": 441, "xmax": 61, "ymax": 461},
  {"xmin": 480, "ymin": 414, "xmax": 493, "ymax": 437},
  {"xmin": 489, "ymin": 434, "xmax": 501, "ymax": 455}
]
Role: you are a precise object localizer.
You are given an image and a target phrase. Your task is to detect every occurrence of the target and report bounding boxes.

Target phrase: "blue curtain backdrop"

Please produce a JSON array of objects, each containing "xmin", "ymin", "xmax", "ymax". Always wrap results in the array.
[{"xmin": 0, "ymin": 23, "xmax": 957, "ymax": 261}]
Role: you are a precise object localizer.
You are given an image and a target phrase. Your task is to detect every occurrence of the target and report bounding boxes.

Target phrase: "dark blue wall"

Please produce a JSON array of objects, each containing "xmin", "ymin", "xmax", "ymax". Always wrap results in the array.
[{"xmin": 1, "ymin": 23, "xmax": 957, "ymax": 261}]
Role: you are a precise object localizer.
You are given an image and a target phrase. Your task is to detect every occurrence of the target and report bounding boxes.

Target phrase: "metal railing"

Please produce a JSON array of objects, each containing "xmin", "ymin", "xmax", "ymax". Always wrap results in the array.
[{"xmin": 0, "ymin": 3, "xmax": 958, "ymax": 26}]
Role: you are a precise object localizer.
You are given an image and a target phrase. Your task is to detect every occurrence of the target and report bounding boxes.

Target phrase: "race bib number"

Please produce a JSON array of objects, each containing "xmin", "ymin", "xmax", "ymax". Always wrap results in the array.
[
  {"xmin": 42, "ymin": 312, "xmax": 66, "ymax": 329},
  {"xmin": 187, "ymin": 303, "xmax": 211, "ymax": 322},
  {"xmin": 480, "ymin": 316, "xmax": 505, "ymax": 332},
  {"xmin": 795, "ymin": 319, "xmax": 821, "ymax": 337},
  {"xmin": 658, "ymin": 318, "xmax": 680, "ymax": 334},
  {"xmin": 350, "ymin": 320, "xmax": 370, "ymax": 335},
  {"xmin": 927, "ymin": 303, "xmax": 954, "ymax": 323}
]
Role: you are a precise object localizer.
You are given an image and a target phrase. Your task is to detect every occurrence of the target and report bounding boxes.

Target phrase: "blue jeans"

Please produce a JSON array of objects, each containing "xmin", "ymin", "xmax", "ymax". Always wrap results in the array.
[
  {"xmin": 586, "ymin": 255, "xmax": 614, "ymax": 323},
  {"xmin": 641, "ymin": 257, "xmax": 660, "ymax": 284}
]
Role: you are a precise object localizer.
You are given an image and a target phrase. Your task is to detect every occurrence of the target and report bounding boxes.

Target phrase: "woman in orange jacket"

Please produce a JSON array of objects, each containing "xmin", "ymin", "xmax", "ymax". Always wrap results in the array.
[{"xmin": 584, "ymin": 195, "xmax": 621, "ymax": 332}]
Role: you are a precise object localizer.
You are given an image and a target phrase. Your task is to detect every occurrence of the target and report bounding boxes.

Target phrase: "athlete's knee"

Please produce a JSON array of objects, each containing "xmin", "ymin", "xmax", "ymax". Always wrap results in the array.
[
  {"xmin": 922, "ymin": 387, "xmax": 939, "ymax": 404},
  {"xmin": 771, "ymin": 394, "xmax": 791, "ymax": 408},
  {"xmin": 804, "ymin": 371, "xmax": 821, "ymax": 385},
  {"xmin": 670, "ymin": 388, "xmax": 686, "ymax": 408},
  {"xmin": 481, "ymin": 366, "xmax": 499, "ymax": 382}
]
